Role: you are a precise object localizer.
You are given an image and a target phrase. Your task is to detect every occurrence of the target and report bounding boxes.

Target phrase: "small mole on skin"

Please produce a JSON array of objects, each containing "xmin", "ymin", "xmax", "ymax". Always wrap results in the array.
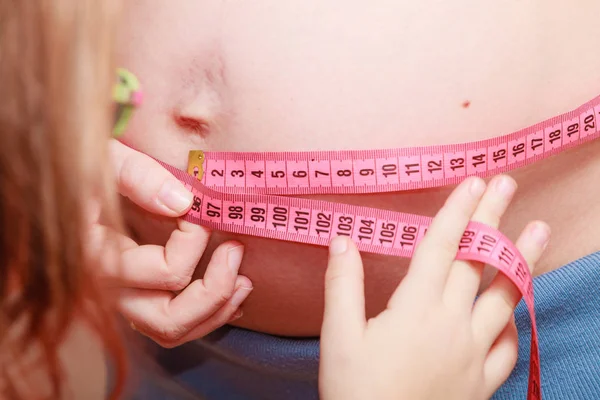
[{"xmin": 462, "ymin": 100, "xmax": 471, "ymax": 108}]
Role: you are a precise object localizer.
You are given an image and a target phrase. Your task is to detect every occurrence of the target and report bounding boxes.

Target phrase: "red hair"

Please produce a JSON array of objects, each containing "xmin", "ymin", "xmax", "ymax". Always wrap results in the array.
[{"xmin": 0, "ymin": 0, "xmax": 127, "ymax": 398}]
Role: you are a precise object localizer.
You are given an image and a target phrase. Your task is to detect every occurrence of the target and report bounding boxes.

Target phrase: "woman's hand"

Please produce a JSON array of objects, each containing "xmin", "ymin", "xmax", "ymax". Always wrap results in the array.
[
  {"xmin": 319, "ymin": 175, "xmax": 549, "ymax": 400},
  {"xmin": 88, "ymin": 140, "xmax": 253, "ymax": 348}
]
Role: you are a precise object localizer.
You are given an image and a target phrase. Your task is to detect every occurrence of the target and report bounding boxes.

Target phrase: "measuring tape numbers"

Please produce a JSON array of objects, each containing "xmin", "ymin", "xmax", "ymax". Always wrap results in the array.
[{"xmin": 156, "ymin": 94, "xmax": 600, "ymax": 400}]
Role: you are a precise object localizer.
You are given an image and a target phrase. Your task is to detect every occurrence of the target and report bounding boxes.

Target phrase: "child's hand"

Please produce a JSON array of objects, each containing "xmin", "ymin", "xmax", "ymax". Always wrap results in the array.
[
  {"xmin": 86, "ymin": 140, "xmax": 253, "ymax": 348},
  {"xmin": 319, "ymin": 175, "xmax": 549, "ymax": 400}
]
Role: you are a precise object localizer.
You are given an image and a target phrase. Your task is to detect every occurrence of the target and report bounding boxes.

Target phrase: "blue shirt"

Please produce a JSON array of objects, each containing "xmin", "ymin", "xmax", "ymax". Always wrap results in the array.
[{"xmin": 132, "ymin": 251, "xmax": 600, "ymax": 400}]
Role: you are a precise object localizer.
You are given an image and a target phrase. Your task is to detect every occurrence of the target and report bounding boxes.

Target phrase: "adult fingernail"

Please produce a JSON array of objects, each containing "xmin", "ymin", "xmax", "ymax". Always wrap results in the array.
[
  {"xmin": 230, "ymin": 287, "xmax": 253, "ymax": 308},
  {"xmin": 530, "ymin": 222, "xmax": 551, "ymax": 249},
  {"xmin": 329, "ymin": 236, "xmax": 348, "ymax": 256},
  {"xmin": 469, "ymin": 177, "xmax": 486, "ymax": 197},
  {"xmin": 494, "ymin": 175, "xmax": 517, "ymax": 199},
  {"xmin": 157, "ymin": 180, "xmax": 193, "ymax": 214},
  {"xmin": 227, "ymin": 245, "xmax": 244, "ymax": 273}
]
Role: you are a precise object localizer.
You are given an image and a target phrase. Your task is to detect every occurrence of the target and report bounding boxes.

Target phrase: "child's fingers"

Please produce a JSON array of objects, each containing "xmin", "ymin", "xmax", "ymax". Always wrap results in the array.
[
  {"xmin": 483, "ymin": 316, "xmax": 519, "ymax": 398},
  {"xmin": 91, "ymin": 219, "xmax": 212, "ymax": 291},
  {"xmin": 118, "ymin": 220, "xmax": 212, "ymax": 290},
  {"xmin": 322, "ymin": 236, "xmax": 367, "ymax": 349},
  {"xmin": 200, "ymin": 241, "xmax": 246, "ymax": 304},
  {"xmin": 120, "ymin": 240, "xmax": 249, "ymax": 341},
  {"xmin": 152, "ymin": 275, "xmax": 253, "ymax": 348},
  {"xmin": 398, "ymin": 177, "xmax": 486, "ymax": 298},
  {"xmin": 120, "ymin": 275, "xmax": 253, "ymax": 348},
  {"xmin": 443, "ymin": 175, "xmax": 517, "ymax": 309},
  {"xmin": 471, "ymin": 221, "xmax": 550, "ymax": 350},
  {"xmin": 110, "ymin": 139, "xmax": 193, "ymax": 216}
]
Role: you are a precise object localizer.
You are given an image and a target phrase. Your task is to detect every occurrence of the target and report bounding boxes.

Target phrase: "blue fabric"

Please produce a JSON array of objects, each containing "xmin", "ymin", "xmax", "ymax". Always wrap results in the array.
[
  {"xmin": 142, "ymin": 251, "xmax": 600, "ymax": 399},
  {"xmin": 492, "ymin": 251, "xmax": 600, "ymax": 399}
]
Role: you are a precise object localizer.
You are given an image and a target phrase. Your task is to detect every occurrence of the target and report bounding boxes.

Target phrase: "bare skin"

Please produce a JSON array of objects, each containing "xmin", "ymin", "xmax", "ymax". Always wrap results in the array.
[{"xmin": 118, "ymin": 0, "xmax": 600, "ymax": 336}]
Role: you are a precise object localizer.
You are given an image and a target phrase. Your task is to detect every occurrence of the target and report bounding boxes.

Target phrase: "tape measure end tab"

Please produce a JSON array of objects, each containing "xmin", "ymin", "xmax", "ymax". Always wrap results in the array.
[{"xmin": 187, "ymin": 150, "xmax": 205, "ymax": 181}]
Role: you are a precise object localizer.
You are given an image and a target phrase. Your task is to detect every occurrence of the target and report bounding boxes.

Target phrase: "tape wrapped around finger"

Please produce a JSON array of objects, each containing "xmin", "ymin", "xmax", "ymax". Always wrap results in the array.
[{"xmin": 154, "ymin": 93, "xmax": 600, "ymax": 400}]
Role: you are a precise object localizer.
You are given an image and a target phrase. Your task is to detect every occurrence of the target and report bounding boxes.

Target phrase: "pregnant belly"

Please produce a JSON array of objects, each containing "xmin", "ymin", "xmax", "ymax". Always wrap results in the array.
[{"xmin": 122, "ymin": 0, "xmax": 600, "ymax": 336}]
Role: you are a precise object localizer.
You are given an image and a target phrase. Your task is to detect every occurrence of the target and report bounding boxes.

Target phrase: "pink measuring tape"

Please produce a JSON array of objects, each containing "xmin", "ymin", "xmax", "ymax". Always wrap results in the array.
[{"xmin": 158, "ymin": 94, "xmax": 600, "ymax": 400}]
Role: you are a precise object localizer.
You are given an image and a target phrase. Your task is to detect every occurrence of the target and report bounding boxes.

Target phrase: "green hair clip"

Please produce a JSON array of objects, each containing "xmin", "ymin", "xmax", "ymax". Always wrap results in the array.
[{"xmin": 113, "ymin": 68, "xmax": 143, "ymax": 137}]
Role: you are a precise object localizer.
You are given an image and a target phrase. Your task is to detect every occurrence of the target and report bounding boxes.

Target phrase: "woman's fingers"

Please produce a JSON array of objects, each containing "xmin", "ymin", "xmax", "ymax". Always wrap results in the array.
[
  {"xmin": 390, "ymin": 177, "xmax": 486, "ymax": 304},
  {"xmin": 97, "ymin": 220, "xmax": 212, "ymax": 291},
  {"xmin": 443, "ymin": 175, "xmax": 517, "ymax": 309},
  {"xmin": 322, "ymin": 236, "xmax": 367, "ymax": 351},
  {"xmin": 110, "ymin": 139, "xmax": 193, "ymax": 217},
  {"xmin": 483, "ymin": 316, "xmax": 519, "ymax": 398},
  {"xmin": 472, "ymin": 220, "xmax": 550, "ymax": 350}
]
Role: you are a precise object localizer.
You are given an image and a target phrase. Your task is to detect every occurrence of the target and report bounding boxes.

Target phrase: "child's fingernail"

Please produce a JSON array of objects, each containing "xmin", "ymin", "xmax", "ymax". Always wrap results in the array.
[
  {"xmin": 230, "ymin": 287, "xmax": 253, "ymax": 308},
  {"xmin": 469, "ymin": 177, "xmax": 486, "ymax": 197},
  {"xmin": 157, "ymin": 180, "xmax": 193, "ymax": 213},
  {"xmin": 227, "ymin": 245, "xmax": 244, "ymax": 273},
  {"xmin": 494, "ymin": 175, "xmax": 517, "ymax": 199},
  {"xmin": 530, "ymin": 222, "xmax": 551, "ymax": 249},
  {"xmin": 329, "ymin": 236, "xmax": 349, "ymax": 256},
  {"xmin": 229, "ymin": 308, "xmax": 244, "ymax": 322}
]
